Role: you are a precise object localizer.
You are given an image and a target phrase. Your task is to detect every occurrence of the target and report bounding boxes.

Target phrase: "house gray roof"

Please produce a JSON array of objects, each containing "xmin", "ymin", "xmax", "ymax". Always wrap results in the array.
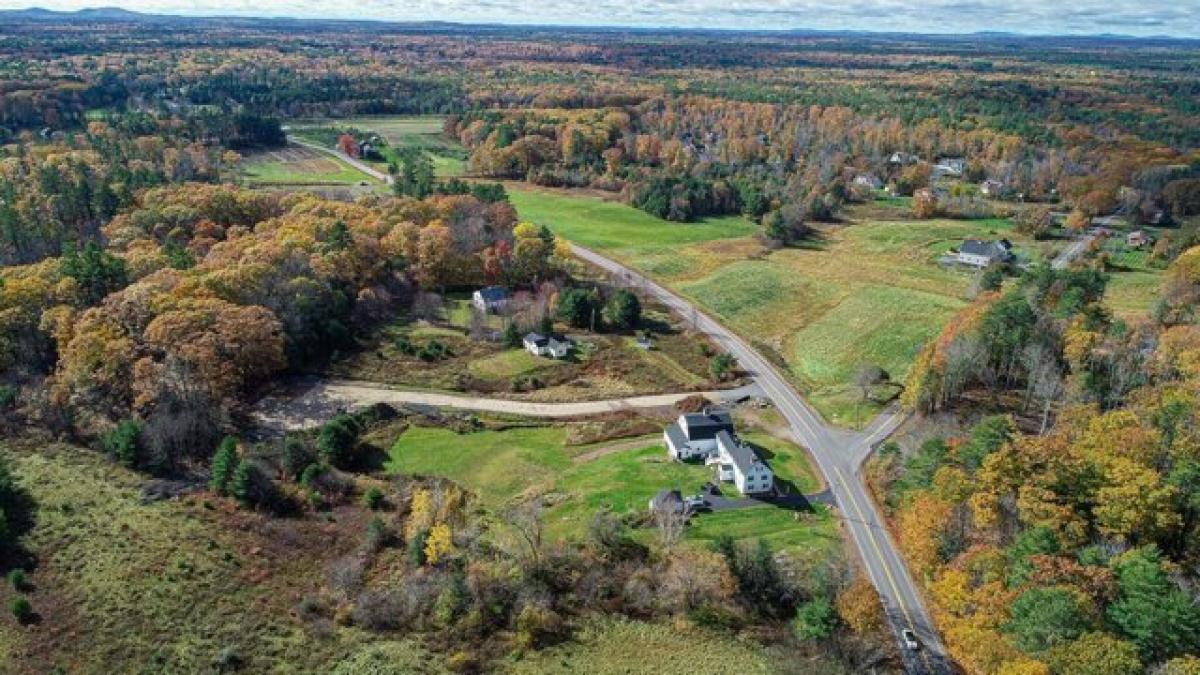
[
  {"xmin": 665, "ymin": 422, "xmax": 689, "ymax": 451},
  {"xmin": 524, "ymin": 332, "xmax": 568, "ymax": 348},
  {"xmin": 959, "ymin": 239, "xmax": 1012, "ymax": 260},
  {"xmin": 716, "ymin": 430, "xmax": 764, "ymax": 474},
  {"xmin": 680, "ymin": 411, "xmax": 734, "ymax": 441},
  {"xmin": 476, "ymin": 286, "xmax": 508, "ymax": 303}
]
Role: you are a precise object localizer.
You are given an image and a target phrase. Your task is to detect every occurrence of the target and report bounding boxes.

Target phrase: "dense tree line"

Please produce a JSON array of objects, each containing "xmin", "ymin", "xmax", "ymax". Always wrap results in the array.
[{"xmin": 883, "ymin": 247, "xmax": 1200, "ymax": 673}]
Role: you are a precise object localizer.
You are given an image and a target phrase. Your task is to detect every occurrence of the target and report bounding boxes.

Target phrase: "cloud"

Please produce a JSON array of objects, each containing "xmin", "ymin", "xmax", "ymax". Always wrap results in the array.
[{"xmin": 4, "ymin": 0, "xmax": 1199, "ymax": 37}]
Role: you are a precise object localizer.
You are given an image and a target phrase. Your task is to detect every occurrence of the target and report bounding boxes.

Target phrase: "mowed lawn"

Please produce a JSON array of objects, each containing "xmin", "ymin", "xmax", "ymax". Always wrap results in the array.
[
  {"xmin": 241, "ymin": 146, "xmax": 371, "ymax": 185},
  {"xmin": 508, "ymin": 186, "xmax": 757, "ymax": 253},
  {"xmin": 386, "ymin": 424, "xmax": 835, "ymax": 556},
  {"xmin": 508, "ymin": 187, "xmax": 1025, "ymax": 425}
]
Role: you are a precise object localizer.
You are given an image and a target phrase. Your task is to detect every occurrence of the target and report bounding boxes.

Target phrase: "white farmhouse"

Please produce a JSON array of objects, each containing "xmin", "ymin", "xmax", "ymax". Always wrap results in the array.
[
  {"xmin": 663, "ymin": 412, "xmax": 774, "ymax": 495},
  {"xmin": 472, "ymin": 286, "xmax": 509, "ymax": 313},
  {"xmin": 853, "ymin": 173, "xmax": 883, "ymax": 190},
  {"xmin": 523, "ymin": 332, "xmax": 571, "ymax": 358},
  {"xmin": 956, "ymin": 239, "xmax": 1013, "ymax": 268},
  {"xmin": 712, "ymin": 431, "xmax": 774, "ymax": 495},
  {"xmin": 663, "ymin": 410, "xmax": 734, "ymax": 461},
  {"xmin": 933, "ymin": 157, "xmax": 966, "ymax": 180}
]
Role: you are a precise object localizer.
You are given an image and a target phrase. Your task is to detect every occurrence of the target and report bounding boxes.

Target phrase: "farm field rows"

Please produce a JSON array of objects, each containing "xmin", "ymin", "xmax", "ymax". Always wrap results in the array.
[{"xmin": 240, "ymin": 145, "xmax": 373, "ymax": 186}]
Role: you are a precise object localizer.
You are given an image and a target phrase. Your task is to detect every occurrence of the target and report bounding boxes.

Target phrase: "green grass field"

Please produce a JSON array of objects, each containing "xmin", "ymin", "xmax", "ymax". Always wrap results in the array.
[
  {"xmin": 508, "ymin": 186, "xmax": 757, "ymax": 253},
  {"xmin": 3, "ymin": 442, "xmax": 813, "ymax": 673},
  {"xmin": 385, "ymin": 423, "xmax": 833, "ymax": 554},
  {"xmin": 1100, "ymin": 235, "xmax": 1167, "ymax": 318},
  {"xmin": 508, "ymin": 187, "xmax": 1029, "ymax": 425}
]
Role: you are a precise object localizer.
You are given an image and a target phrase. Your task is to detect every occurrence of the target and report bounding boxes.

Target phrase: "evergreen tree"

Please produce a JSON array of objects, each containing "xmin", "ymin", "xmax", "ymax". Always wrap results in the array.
[{"xmin": 209, "ymin": 436, "xmax": 239, "ymax": 496}]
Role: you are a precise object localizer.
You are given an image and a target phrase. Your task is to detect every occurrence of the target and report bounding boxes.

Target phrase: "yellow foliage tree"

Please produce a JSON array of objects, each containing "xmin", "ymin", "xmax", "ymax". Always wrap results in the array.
[
  {"xmin": 424, "ymin": 523, "xmax": 455, "ymax": 566},
  {"xmin": 836, "ymin": 577, "xmax": 884, "ymax": 635},
  {"xmin": 406, "ymin": 488, "xmax": 433, "ymax": 541}
]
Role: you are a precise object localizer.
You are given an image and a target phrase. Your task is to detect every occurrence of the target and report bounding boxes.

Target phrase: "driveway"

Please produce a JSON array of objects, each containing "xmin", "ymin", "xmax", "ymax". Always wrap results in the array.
[{"xmin": 251, "ymin": 377, "xmax": 762, "ymax": 432}]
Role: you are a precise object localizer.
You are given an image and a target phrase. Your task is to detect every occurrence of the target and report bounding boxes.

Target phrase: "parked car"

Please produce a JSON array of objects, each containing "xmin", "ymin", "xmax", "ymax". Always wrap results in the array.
[
  {"xmin": 683, "ymin": 496, "xmax": 709, "ymax": 512},
  {"xmin": 901, "ymin": 629, "xmax": 920, "ymax": 650}
]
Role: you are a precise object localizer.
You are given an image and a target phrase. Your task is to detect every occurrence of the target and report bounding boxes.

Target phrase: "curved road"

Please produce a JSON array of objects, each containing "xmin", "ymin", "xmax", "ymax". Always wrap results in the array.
[{"xmin": 572, "ymin": 243, "xmax": 952, "ymax": 674}]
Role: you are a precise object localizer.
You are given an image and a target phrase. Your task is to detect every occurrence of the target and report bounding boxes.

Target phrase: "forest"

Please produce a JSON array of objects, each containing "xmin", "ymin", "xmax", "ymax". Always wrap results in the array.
[{"xmin": 0, "ymin": 9, "xmax": 1199, "ymax": 674}]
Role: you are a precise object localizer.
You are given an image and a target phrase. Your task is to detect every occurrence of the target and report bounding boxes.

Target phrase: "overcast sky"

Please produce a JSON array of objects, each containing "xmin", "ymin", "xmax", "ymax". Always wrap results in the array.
[{"xmin": 4, "ymin": 0, "xmax": 1199, "ymax": 38}]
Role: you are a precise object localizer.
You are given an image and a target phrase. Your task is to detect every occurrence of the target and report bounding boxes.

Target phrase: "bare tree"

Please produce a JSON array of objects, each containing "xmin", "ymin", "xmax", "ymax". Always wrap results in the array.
[
  {"xmin": 502, "ymin": 500, "xmax": 545, "ymax": 568},
  {"xmin": 411, "ymin": 291, "xmax": 443, "ymax": 322},
  {"xmin": 652, "ymin": 499, "xmax": 687, "ymax": 548},
  {"xmin": 853, "ymin": 364, "xmax": 886, "ymax": 402}
]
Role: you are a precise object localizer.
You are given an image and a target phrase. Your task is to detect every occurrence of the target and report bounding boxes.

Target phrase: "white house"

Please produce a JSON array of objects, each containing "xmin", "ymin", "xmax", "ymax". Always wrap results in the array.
[
  {"xmin": 933, "ymin": 157, "xmax": 966, "ymax": 180},
  {"xmin": 889, "ymin": 152, "xmax": 918, "ymax": 166},
  {"xmin": 854, "ymin": 173, "xmax": 883, "ymax": 190},
  {"xmin": 523, "ymin": 332, "xmax": 571, "ymax": 358},
  {"xmin": 663, "ymin": 412, "xmax": 773, "ymax": 495},
  {"xmin": 472, "ymin": 286, "xmax": 509, "ymax": 313},
  {"xmin": 711, "ymin": 431, "xmax": 774, "ymax": 495},
  {"xmin": 1127, "ymin": 230, "xmax": 1155, "ymax": 249},
  {"xmin": 980, "ymin": 179, "xmax": 1004, "ymax": 198},
  {"xmin": 957, "ymin": 239, "xmax": 1013, "ymax": 268},
  {"xmin": 663, "ymin": 411, "xmax": 735, "ymax": 461}
]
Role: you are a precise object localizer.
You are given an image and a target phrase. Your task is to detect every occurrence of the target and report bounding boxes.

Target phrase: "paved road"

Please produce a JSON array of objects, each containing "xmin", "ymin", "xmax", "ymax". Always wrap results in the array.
[
  {"xmin": 572, "ymin": 243, "xmax": 952, "ymax": 674},
  {"xmin": 252, "ymin": 377, "xmax": 761, "ymax": 432},
  {"xmin": 286, "ymin": 136, "xmax": 394, "ymax": 185}
]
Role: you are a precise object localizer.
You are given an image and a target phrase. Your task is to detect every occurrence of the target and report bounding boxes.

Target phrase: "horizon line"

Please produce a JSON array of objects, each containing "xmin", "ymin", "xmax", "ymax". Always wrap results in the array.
[{"xmin": 4, "ymin": 5, "xmax": 1199, "ymax": 42}]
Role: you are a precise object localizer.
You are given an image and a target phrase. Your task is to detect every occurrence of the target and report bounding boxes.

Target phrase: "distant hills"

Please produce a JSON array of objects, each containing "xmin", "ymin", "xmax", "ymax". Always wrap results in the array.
[{"xmin": 0, "ymin": 6, "xmax": 1192, "ymax": 42}]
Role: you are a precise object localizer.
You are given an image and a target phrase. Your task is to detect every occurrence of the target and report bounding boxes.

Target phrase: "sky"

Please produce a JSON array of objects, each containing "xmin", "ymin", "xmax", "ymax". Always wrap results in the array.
[{"xmin": 3, "ymin": 0, "xmax": 1199, "ymax": 38}]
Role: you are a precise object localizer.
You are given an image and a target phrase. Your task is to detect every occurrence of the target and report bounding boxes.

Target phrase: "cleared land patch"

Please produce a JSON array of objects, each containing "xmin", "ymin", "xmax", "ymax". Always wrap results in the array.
[
  {"xmin": 292, "ymin": 115, "xmax": 467, "ymax": 177},
  {"xmin": 385, "ymin": 422, "xmax": 833, "ymax": 555},
  {"xmin": 241, "ymin": 145, "xmax": 371, "ymax": 186}
]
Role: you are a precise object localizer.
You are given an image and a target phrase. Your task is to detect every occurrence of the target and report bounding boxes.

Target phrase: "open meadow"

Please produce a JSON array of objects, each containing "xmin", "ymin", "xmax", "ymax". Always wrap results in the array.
[
  {"xmin": 384, "ymin": 421, "xmax": 838, "ymax": 557},
  {"xmin": 510, "ymin": 185, "xmax": 1044, "ymax": 425}
]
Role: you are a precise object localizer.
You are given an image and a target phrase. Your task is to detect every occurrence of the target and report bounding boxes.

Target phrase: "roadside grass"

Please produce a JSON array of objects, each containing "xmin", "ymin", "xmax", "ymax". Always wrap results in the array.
[
  {"xmin": 504, "ymin": 617, "xmax": 781, "ymax": 674},
  {"xmin": 1, "ymin": 442, "xmax": 396, "ymax": 673},
  {"xmin": 241, "ymin": 146, "xmax": 370, "ymax": 185},
  {"xmin": 386, "ymin": 423, "xmax": 833, "ymax": 555}
]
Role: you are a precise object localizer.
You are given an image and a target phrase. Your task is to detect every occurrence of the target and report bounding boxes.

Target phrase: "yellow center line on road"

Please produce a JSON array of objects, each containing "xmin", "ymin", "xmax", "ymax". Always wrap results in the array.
[
  {"xmin": 835, "ymin": 466, "xmax": 937, "ymax": 674},
  {"xmin": 834, "ymin": 467, "xmax": 916, "ymax": 629}
]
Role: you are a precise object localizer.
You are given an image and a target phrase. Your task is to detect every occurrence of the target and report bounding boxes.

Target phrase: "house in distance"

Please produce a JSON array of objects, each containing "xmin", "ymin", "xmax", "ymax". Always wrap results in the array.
[
  {"xmin": 472, "ymin": 286, "xmax": 509, "ymax": 313},
  {"xmin": 523, "ymin": 332, "xmax": 571, "ymax": 358},
  {"xmin": 664, "ymin": 411, "xmax": 774, "ymax": 495},
  {"xmin": 956, "ymin": 239, "xmax": 1014, "ymax": 268}
]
